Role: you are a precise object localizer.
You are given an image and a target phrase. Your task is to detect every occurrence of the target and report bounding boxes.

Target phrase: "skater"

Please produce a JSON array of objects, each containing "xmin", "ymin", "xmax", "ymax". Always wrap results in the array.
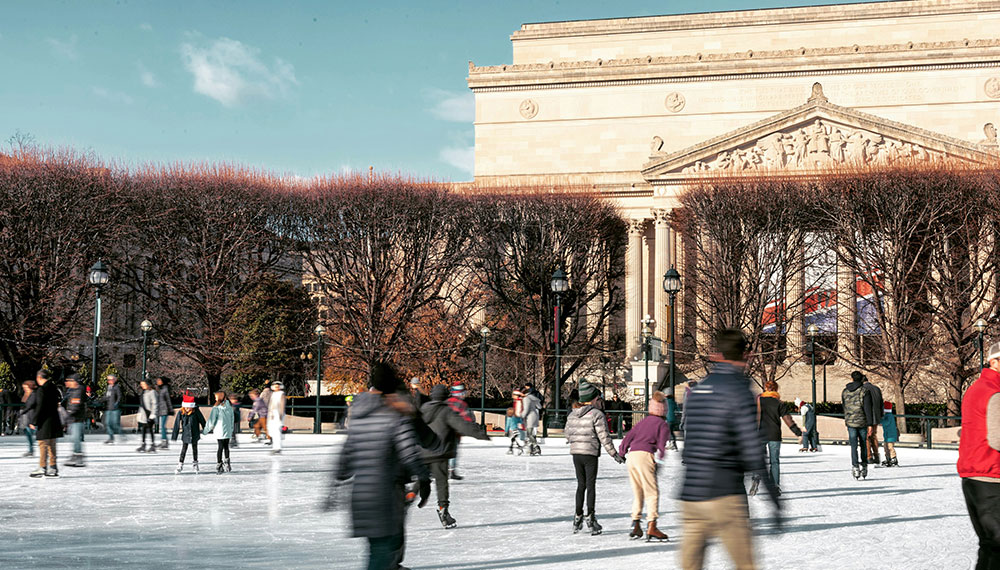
[
  {"xmin": 446, "ymin": 382, "xmax": 476, "ymax": 479},
  {"xmin": 521, "ymin": 383, "xmax": 542, "ymax": 456},
  {"xmin": 171, "ymin": 391, "xmax": 206, "ymax": 473},
  {"xmin": 680, "ymin": 329, "xmax": 781, "ymax": 570},
  {"xmin": 266, "ymin": 381, "xmax": 286, "ymax": 454},
  {"xmin": 0, "ymin": 383, "xmax": 16, "ymax": 435},
  {"xmin": 249, "ymin": 389, "xmax": 267, "ymax": 441},
  {"xmin": 330, "ymin": 362, "xmax": 431, "ymax": 570},
  {"xmin": 565, "ymin": 380, "xmax": 625, "ymax": 536},
  {"xmin": 420, "ymin": 383, "xmax": 489, "ymax": 528},
  {"xmin": 409, "ymin": 377, "xmax": 429, "ymax": 409},
  {"xmin": 136, "ymin": 380, "xmax": 159, "ymax": 453},
  {"xmin": 155, "ymin": 377, "xmax": 173, "ymax": 449},
  {"xmin": 958, "ymin": 340, "xmax": 1000, "ymax": 570},
  {"xmin": 228, "ymin": 393, "xmax": 242, "ymax": 449},
  {"xmin": 203, "ymin": 391, "xmax": 234, "ymax": 473},
  {"xmin": 666, "ymin": 393, "xmax": 679, "ymax": 450},
  {"xmin": 63, "ymin": 374, "xmax": 87, "ymax": 467},
  {"xmin": 863, "ymin": 375, "xmax": 884, "ymax": 466},
  {"xmin": 104, "ymin": 374, "xmax": 123, "ymax": 444},
  {"xmin": 842, "ymin": 371, "xmax": 875, "ymax": 479},
  {"xmin": 19, "ymin": 380, "xmax": 37, "ymax": 457},
  {"xmin": 749, "ymin": 381, "xmax": 801, "ymax": 496},
  {"xmin": 504, "ymin": 407, "xmax": 523, "ymax": 455},
  {"xmin": 795, "ymin": 398, "xmax": 819, "ymax": 452},
  {"xmin": 28, "ymin": 369, "xmax": 63, "ymax": 478},
  {"xmin": 619, "ymin": 390, "xmax": 669, "ymax": 541},
  {"xmin": 880, "ymin": 402, "xmax": 899, "ymax": 467}
]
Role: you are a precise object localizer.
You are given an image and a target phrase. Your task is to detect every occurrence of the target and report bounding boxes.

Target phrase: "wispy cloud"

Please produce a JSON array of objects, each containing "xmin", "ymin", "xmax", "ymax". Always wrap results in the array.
[
  {"xmin": 139, "ymin": 23, "xmax": 153, "ymax": 32},
  {"xmin": 426, "ymin": 89, "xmax": 474, "ymax": 123},
  {"xmin": 439, "ymin": 145, "xmax": 474, "ymax": 175},
  {"xmin": 91, "ymin": 86, "xmax": 134, "ymax": 105},
  {"xmin": 180, "ymin": 35, "xmax": 297, "ymax": 107},
  {"xmin": 47, "ymin": 34, "xmax": 79, "ymax": 60},
  {"xmin": 138, "ymin": 63, "xmax": 157, "ymax": 88}
]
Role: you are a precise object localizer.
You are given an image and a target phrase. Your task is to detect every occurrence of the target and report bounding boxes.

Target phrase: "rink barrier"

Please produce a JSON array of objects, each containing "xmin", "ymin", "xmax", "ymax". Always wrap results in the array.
[{"xmin": 814, "ymin": 413, "xmax": 962, "ymax": 450}]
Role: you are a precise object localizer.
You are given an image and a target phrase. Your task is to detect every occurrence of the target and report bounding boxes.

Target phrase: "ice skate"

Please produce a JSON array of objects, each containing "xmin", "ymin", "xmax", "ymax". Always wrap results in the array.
[
  {"xmin": 103, "ymin": 439, "xmax": 115, "ymax": 445},
  {"xmin": 506, "ymin": 447, "xmax": 514, "ymax": 455},
  {"xmin": 216, "ymin": 461, "xmax": 224, "ymax": 474},
  {"xmin": 192, "ymin": 461, "xmax": 200, "ymax": 473},
  {"xmin": 799, "ymin": 447, "xmax": 808, "ymax": 452},
  {"xmin": 270, "ymin": 449, "xmax": 281, "ymax": 455},
  {"xmin": 175, "ymin": 462, "xmax": 183, "ymax": 474},
  {"xmin": 748, "ymin": 477, "xmax": 760, "ymax": 496},
  {"xmin": 646, "ymin": 520, "xmax": 668, "ymax": 542},
  {"xmin": 64, "ymin": 453, "xmax": 85, "ymax": 467},
  {"xmin": 146, "ymin": 445, "xmax": 156, "ymax": 454},
  {"xmin": 586, "ymin": 513, "xmax": 602, "ymax": 536},
  {"xmin": 136, "ymin": 444, "xmax": 146, "ymax": 453},
  {"xmin": 22, "ymin": 451, "xmax": 34, "ymax": 458},
  {"xmin": 437, "ymin": 507, "xmax": 457, "ymax": 529},
  {"xmin": 44, "ymin": 466, "xmax": 59, "ymax": 478},
  {"xmin": 449, "ymin": 469, "xmax": 463, "ymax": 481},
  {"xmin": 667, "ymin": 441, "xmax": 678, "ymax": 451},
  {"xmin": 629, "ymin": 519, "xmax": 643, "ymax": 540},
  {"xmin": 890, "ymin": 457, "xmax": 899, "ymax": 467},
  {"xmin": 573, "ymin": 515, "xmax": 584, "ymax": 534},
  {"xmin": 29, "ymin": 467, "xmax": 45, "ymax": 478},
  {"xmin": 852, "ymin": 466, "xmax": 861, "ymax": 480},
  {"xmin": 224, "ymin": 459, "xmax": 231, "ymax": 473},
  {"xmin": 158, "ymin": 440, "xmax": 169, "ymax": 450}
]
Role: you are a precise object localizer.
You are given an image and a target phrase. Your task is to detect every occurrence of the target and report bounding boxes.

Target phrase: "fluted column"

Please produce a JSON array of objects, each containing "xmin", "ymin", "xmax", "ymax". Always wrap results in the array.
[
  {"xmin": 836, "ymin": 251, "xmax": 857, "ymax": 360},
  {"xmin": 653, "ymin": 209, "xmax": 671, "ymax": 356},
  {"xmin": 673, "ymin": 226, "xmax": 686, "ymax": 347},
  {"xmin": 626, "ymin": 219, "xmax": 647, "ymax": 359},
  {"xmin": 787, "ymin": 245, "xmax": 806, "ymax": 353}
]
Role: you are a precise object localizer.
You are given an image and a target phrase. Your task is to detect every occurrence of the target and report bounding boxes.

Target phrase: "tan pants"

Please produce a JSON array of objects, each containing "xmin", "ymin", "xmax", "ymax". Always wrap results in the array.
[
  {"xmin": 627, "ymin": 451, "xmax": 659, "ymax": 521},
  {"xmin": 254, "ymin": 418, "xmax": 267, "ymax": 438},
  {"xmin": 681, "ymin": 495, "xmax": 756, "ymax": 570},
  {"xmin": 38, "ymin": 439, "xmax": 56, "ymax": 468}
]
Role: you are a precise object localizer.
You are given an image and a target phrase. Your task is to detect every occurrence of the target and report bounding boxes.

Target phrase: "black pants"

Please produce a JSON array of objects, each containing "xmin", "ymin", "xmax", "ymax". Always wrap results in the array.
[
  {"xmin": 428, "ymin": 459, "xmax": 450, "ymax": 508},
  {"xmin": 141, "ymin": 421, "xmax": 155, "ymax": 443},
  {"xmin": 573, "ymin": 454, "xmax": 599, "ymax": 516},
  {"xmin": 367, "ymin": 533, "xmax": 405, "ymax": 570},
  {"xmin": 964, "ymin": 478, "xmax": 1000, "ymax": 570},
  {"xmin": 178, "ymin": 442, "xmax": 198, "ymax": 463},
  {"xmin": 216, "ymin": 438, "xmax": 230, "ymax": 462}
]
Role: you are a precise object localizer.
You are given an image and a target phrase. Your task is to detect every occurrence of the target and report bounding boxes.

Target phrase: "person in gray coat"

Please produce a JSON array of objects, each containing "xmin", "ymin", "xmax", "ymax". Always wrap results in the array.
[
  {"xmin": 155, "ymin": 377, "xmax": 173, "ymax": 449},
  {"xmin": 521, "ymin": 383, "xmax": 543, "ymax": 456},
  {"xmin": 136, "ymin": 381, "xmax": 159, "ymax": 453},
  {"xmin": 564, "ymin": 380, "xmax": 624, "ymax": 535},
  {"xmin": 331, "ymin": 363, "xmax": 431, "ymax": 570}
]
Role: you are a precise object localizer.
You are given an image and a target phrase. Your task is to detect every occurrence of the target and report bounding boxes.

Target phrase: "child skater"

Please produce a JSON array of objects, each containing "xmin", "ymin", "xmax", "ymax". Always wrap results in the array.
[
  {"xmin": 203, "ymin": 391, "xmax": 234, "ymax": 474},
  {"xmin": 504, "ymin": 407, "xmax": 523, "ymax": 455},
  {"xmin": 171, "ymin": 391, "xmax": 205, "ymax": 473},
  {"xmin": 228, "ymin": 393, "xmax": 242, "ymax": 449},
  {"xmin": 881, "ymin": 402, "xmax": 899, "ymax": 467}
]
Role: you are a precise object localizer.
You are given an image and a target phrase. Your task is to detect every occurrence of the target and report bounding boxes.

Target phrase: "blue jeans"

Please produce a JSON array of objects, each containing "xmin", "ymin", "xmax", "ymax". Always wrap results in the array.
[
  {"xmin": 25, "ymin": 425, "xmax": 35, "ymax": 452},
  {"xmin": 105, "ymin": 410, "xmax": 122, "ymax": 440},
  {"xmin": 69, "ymin": 421, "xmax": 84, "ymax": 454},
  {"xmin": 158, "ymin": 415, "xmax": 169, "ymax": 441},
  {"xmin": 763, "ymin": 441, "xmax": 781, "ymax": 485},
  {"xmin": 367, "ymin": 533, "xmax": 404, "ymax": 570},
  {"xmin": 801, "ymin": 427, "xmax": 819, "ymax": 450},
  {"xmin": 848, "ymin": 426, "xmax": 868, "ymax": 467}
]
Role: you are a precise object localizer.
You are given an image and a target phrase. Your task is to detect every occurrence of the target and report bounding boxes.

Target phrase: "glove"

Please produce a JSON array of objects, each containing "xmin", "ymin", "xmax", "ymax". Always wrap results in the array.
[
  {"xmin": 791, "ymin": 426, "xmax": 802, "ymax": 437},
  {"xmin": 417, "ymin": 479, "xmax": 431, "ymax": 508},
  {"xmin": 614, "ymin": 454, "xmax": 626, "ymax": 464}
]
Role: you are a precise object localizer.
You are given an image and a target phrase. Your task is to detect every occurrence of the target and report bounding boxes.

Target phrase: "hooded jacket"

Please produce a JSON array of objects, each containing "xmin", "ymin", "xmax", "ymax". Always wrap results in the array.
[
  {"xmin": 32, "ymin": 380, "xmax": 64, "ymax": 440},
  {"xmin": 420, "ymin": 384, "xmax": 488, "ymax": 461},
  {"xmin": 138, "ymin": 389, "xmax": 159, "ymax": 424},
  {"xmin": 521, "ymin": 390, "xmax": 542, "ymax": 429},
  {"xmin": 105, "ymin": 383, "xmax": 122, "ymax": 411},
  {"xmin": 335, "ymin": 391, "xmax": 430, "ymax": 538},
  {"xmin": 156, "ymin": 385, "xmax": 173, "ymax": 417},
  {"xmin": 842, "ymin": 380, "xmax": 874, "ymax": 428},
  {"xmin": 171, "ymin": 409, "xmax": 206, "ymax": 444},
  {"xmin": 64, "ymin": 384, "xmax": 87, "ymax": 422},
  {"xmin": 564, "ymin": 404, "xmax": 619, "ymax": 458},
  {"xmin": 203, "ymin": 401, "xmax": 234, "ymax": 439},
  {"xmin": 958, "ymin": 367, "xmax": 1000, "ymax": 479}
]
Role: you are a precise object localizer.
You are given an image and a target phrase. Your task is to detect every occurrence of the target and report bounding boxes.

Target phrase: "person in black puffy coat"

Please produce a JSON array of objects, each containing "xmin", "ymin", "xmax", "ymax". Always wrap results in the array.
[
  {"xmin": 172, "ymin": 391, "xmax": 206, "ymax": 474},
  {"xmin": 332, "ymin": 363, "xmax": 431, "ymax": 570},
  {"xmin": 29, "ymin": 369, "xmax": 63, "ymax": 478}
]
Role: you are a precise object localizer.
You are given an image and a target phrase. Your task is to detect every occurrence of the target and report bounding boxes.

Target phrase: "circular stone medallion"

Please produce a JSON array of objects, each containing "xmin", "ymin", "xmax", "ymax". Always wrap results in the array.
[
  {"xmin": 519, "ymin": 99, "xmax": 539, "ymax": 119},
  {"xmin": 664, "ymin": 92, "xmax": 686, "ymax": 113},
  {"xmin": 986, "ymin": 78, "xmax": 1000, "ymax": 99}
]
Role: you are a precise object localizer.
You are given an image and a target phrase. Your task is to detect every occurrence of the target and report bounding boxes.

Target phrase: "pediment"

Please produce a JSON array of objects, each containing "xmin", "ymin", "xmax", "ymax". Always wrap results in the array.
[{"xmin": 642, "ymin": 83, "xmax": 1000, "ymax": 182}]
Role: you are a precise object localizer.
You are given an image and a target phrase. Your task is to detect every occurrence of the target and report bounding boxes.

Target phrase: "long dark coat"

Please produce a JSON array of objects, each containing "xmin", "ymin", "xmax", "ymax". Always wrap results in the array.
[
  {"xmin": 171, "ymin": 409, "xmax": 206, "ymax": 444},
  {"xmin": 32, "ymin": 381, "xmax": 64, "ymax": 440}
]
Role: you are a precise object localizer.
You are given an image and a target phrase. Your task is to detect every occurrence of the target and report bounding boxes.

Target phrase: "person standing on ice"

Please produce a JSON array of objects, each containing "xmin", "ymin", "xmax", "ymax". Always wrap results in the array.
[
  {"xmin": 171, "ymin": 391, "xmax": 205, "ymax": 474},
  {"xmin": 565, "ymin": 379, "xmax": 625, "ymax": 536},
  {"xmin": 863, "ymin": 375, "xmax": 884, "ymax": 466},
  {"xmin": 679, "ymin": 328, "xmax": 780, "ymax": 570},
  {"xmin": 103, "ymin": 374, "xmax": 123, "ymax": 444},
  {"xmin": 880, "ymin": 402, "xmax": 899, "ymax": 467},
  {"xmin": 521, "ymin": 383, "xmax": 542, "ymax": 456},
  {"xmin": 155, "ymin": 377, "xmax": 173, "ymax": 450},
  {"xmin": 618, "ymin": 390, "xmax": 669, "ymax": 541},
  {"xmin": 330, "ymin": 362, "xmax": 431, "ymax": 570},
  {"xmin": 266, "ymin": 381, "xmax": 286, "ymax": 454},
  {"xmin": 504, "ymin": 407, "xmax": 523, "ymax": 455},
  {"xmin": 249, "ymin": 388, "xmax": 266, "ymax": 442},
  {"xmin": 62, "ymin": 374, "xmax": 87, "ymax": 468},
  {"xmin": 29, "ymin": 369, "xmax": 63, "ymax": 478},
  {"xmin": 420, "ymin": 383, "xmax": 489, "ymax": 529},
  {"xmin": 19, "ymin": 379, "xmax": 37, "ymax": 457},
  {"xmin": 136, "ymin": 380, "xmax": 159, "ymax": 453},
  {"xmin": 842, "ymin": 371, "xmax": 875, "ymax": 479},
  {"xmin": 228, "ymin": 393, "xmax": 242, "ymax": 449},
  {"xmin": 203, "ymin": 391, "xmax": 234, "ymax": 474},
  {"xmin": 795, "ymin": 398, "xmax": 818, "ymax": 452},
  {"xmin": 445, "ymin": 382, "xmax": 476, "ymax": 480},
  {"xmin": 749, "ymin": 381, "xmax": 801, "ymax": 496}
]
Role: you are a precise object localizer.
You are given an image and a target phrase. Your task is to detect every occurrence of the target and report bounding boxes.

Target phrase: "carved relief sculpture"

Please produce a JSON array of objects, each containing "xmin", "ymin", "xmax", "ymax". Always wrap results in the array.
[
  {"xmin": 519, "ymin": 99, "xmax": 539, "ymax": 119},
  {"xmin": 664, "ymin": 92, "xmax": 686, "ymax": 113},
  {"xmin": 986, "ymin": 78, "xmax": 1000, "ymax": 99}
]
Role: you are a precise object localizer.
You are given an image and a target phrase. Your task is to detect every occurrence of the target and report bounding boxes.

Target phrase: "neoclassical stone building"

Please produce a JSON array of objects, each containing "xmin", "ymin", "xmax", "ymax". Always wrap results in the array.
[{"xmin": 467, "ymin": 0, "xmax": 1000, "ymax": 398}]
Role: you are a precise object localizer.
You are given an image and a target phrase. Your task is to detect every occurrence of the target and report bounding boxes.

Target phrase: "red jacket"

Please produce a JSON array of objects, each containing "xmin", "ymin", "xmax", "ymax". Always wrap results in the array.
[{"xmin": 958, "ymin": 367, "xmax": 1000, "ymax": 479}]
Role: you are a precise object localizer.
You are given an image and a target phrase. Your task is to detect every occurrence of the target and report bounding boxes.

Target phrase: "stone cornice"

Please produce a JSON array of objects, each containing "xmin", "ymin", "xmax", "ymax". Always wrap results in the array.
[
  {"xmin": 468, "ymin": 39, "xmax": 1000, "ymax": 91},
  {"xmin": 511, "ymin": 1, "xmax": 1000, "ymax": 41}
]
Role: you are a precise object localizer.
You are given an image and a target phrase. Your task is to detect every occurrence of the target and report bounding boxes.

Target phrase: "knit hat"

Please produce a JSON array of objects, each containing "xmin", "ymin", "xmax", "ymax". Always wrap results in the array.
[
  {"xmin": 182, "ymin": 391, "xmax": 196, "ymax": 409},
  {"xmin": 370, "ymin": 362, "xmax": 401, "ymax": 393},
  {"xmin": 450, "ymin": 383, "xmax": 466, "ymax": 397},
  {"xmin": 987, "ymin": 341, "xmax": 1000, "ymax": 363},
  {"xmin": 648, "ymin": 391, "xmax": 666, "ymax": 417},
  {"xmin": 884, "ymin": 401, "xmax": 893, "ymax": 413},
  {"xmin": 577, "ymin": 380, "xmax": 600, "ymax": 403},
  {"xmin": 794, "ymin": 398, "xmax": 804, "ymax": 408}
]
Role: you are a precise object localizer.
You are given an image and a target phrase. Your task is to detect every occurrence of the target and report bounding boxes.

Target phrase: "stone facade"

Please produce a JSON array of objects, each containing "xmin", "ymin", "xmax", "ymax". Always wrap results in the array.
[{"xmin": 467, "ymin": 0, "xmax": 1000, "ymax": 401}]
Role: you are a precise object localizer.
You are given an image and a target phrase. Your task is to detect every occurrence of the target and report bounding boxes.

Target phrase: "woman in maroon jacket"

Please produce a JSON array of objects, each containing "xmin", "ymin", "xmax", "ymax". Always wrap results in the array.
[{"xmin": 619, "ymin": 391, "xmax": 670, "ymax": 542}]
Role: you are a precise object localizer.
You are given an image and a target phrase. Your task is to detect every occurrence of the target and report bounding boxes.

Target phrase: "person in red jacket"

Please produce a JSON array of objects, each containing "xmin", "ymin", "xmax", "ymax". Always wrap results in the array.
[{"xmin": 958, "ymin": 340, "xmax": 1000, "ymax": 569}]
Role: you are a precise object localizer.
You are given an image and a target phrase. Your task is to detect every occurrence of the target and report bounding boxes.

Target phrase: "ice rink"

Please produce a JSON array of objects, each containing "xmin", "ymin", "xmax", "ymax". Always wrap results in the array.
[{"xmin": 0, "ymin": 432, "xmax": 978, "ymax": 569}]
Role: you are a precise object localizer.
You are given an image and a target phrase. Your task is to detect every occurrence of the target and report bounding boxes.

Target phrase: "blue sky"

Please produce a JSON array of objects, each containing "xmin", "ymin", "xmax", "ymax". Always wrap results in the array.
[{"xmin": 0, "ymin": 0, "xmax": 866, "ymax": 181}]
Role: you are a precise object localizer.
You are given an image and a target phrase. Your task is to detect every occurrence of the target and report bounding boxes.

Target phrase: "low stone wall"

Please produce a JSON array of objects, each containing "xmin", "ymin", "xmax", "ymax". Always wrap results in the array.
[{"xmin": 121, "ymin": 408, "xmax": 317, "ymax": 432}]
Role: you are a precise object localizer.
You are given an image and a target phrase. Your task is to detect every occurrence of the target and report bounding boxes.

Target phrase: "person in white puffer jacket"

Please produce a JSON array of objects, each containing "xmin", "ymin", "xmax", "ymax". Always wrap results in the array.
[
  {"xmin": 136, "ymin": 381, "xmax": 159, "ymax": 454},
  {"xmin": 266, "ymin": 381, "xmax": 286, "ymax": 454}
]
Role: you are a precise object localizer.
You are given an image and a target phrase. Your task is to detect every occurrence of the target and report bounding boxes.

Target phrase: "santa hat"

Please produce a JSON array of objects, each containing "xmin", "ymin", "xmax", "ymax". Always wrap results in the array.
[
  {"xmin": 182, "ymin": 391, "xmax": 196, "ymax": 409},
  {"xmin": 884, "ymin": 401, "xmax": 893, "ymax": 413},
  {"xmin": 794, "ymin": 398, "xmax": 804, "ymax": 408}
]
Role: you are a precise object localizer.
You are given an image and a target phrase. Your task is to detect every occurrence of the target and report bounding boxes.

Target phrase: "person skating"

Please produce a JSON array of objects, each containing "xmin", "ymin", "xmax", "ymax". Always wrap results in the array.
[
  {"xmin": 0, "ymin": 383, "xmax": 16, "ymax": 435},
  {"xmin": 564, "ymin": 379, "xmax": 625, "ymax": 536},
  {"xmin": 958, "ymin": 340, "xmax": 1000, "ymax": 570},
  {"xmin": 104, "ymin": 374, "xmax": 123, "ymax": 444},
  {"xmin": 619, "ymin": 391, "xmax": 670, "ymax": 541},
  {"xmin": 409, "ymin": 377, "xmax": 429, "ymax": 409},
  {"xmin": 420, "ymin": 383, "xmax": 489, "ymax": 529},
  {"xmin": 795, "ymin": 398, "xmax": 819, "ymax": 452},
  {"xmin": 521, "ymin": 383, "xmax": 542, "ymax": 456},
  {"xmin": 203, "ymin": 391, "xmax": 234, "ymax": 474},
  {"xmin": 330, "ymin": 362, "xmax": 431, "ymax": 570},
  {"xmin": 28, "ymin": 369, "xmax": 63, "ymax": 478},
  {"xmin": 445, "ymin": 382, "xmax": 475, "ymax": 480},
  {"xmin": 748, "ymin": 381, "xmax": 802, "ymax": 497},
  {"xmin": 504, "ymin": 407, "xmax": 523, "ymax": 455},
  {"xmin": 680, "ymin": 329, "xmax": 781, "ymax": 570},
  {"xmin": 249, "ymin": 389, "xmax": 266, "ymax": 442},
  {"xmin": 171, "ymin": 391, "xmax": 206, "ymax": 474},
  {"xmin": 62, "ymin": 374, "xmax": 87, "ymax": 468},
  {"xmin": 666, "ymin": 394, "xmax": 679, "ymax": 451},
  {"xmin": 155, "ymin": 377, "xmax": 173, "ymax": 450},
  {"xmin": 880, "ymin": 402, "xmax": 900, "ymax": 467},
  {"xmin": 136, "ymin": 380, "xmax": 159, "ymax": 453},
  {"xmin": 842, "ymin": 371, "xmax": 876, "ymax": 479},
  {"xmin": 266, "ymin": 381, "xmax": 286, "ymax": 454},
  {"xmin": 863, "ymin": 374, "xmax": 884, "ymax": 466},
  {"xmin": 228, "ymin": 393, "xmax": 242, "ymax": 449},
  {"xmin": 19, "ymin": 380, "xmax": 37, "ymax": 457}
]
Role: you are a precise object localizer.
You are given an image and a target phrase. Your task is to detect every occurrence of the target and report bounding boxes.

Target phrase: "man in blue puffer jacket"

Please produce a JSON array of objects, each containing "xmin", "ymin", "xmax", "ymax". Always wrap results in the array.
[{"xmin": 679, "ymin": 328, "xmax": 781, "ymax": 570}]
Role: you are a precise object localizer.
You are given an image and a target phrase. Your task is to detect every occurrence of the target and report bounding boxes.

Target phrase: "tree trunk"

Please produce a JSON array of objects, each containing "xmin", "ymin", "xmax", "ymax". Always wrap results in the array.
[{"xmin": 206, "ymin": 371, "xmax": 222, "ymax": 395}]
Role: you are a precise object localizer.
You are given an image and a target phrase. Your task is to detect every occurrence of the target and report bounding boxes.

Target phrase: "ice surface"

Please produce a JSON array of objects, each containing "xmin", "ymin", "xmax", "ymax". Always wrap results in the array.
[{"xmin": 0, "ymin": 433, "xmax": 978, "ymax": 569}]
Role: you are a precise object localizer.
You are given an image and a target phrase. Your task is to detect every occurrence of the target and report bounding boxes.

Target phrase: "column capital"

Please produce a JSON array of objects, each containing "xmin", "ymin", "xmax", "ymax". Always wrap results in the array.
[
  {"xmin": 628, "ymin": 218, "xmax": 649, "ymax": 235},
  {"xmin": 651, "ymin": 208, "xmax": 671, "ymax": 226}
]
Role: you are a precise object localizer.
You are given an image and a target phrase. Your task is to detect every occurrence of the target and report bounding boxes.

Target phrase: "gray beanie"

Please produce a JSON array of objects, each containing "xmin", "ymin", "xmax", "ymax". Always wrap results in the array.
[
  {"xmin": 987, "ymin": 341, "xmax": 1000, "ymax": 363},
  {"xmin": 577, "ymin": 380, "xmax": 600, "ymax": 403}
]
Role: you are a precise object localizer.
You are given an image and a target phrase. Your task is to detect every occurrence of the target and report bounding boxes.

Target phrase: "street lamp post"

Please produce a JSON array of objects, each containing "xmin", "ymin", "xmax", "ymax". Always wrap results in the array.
[
  {"xmin": 807, "ymin": 324, "xmax": 819, "ymax": 411},
  {"xmin": 662, "ymin": 267, "xmax": 681, "ymax": 397},
  {"xmin": 480, "ymin": 326, "xmax": 490, "ymax": 428},
  {"xmin": 551, "ymin": 268, "xmax": 569, "ymax": 429},
  {"xmin": 140, "ymin": 319, "xmax": 153, "ymax": 385},
  {"xmin": 976, "ymin": 319, "xmax": 988, "ymax": 370},
  {"xmin": 640, "ymin": 315, "xmax": 654, "ymax": 411},
  {"xmin": 314, "ymin": 324, "xmax": 325, "ymax": 434},
  {"xmin": 88, "ymin": 261, "xmax": 109, "ymax": 388}
]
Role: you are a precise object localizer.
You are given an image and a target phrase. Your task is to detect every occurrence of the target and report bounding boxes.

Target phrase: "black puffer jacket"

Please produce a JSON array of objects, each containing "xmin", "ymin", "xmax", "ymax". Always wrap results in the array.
[
  {"xmin": 420, "ymin": 385, "xmax": 488, "ymax": 461},
  {"xmin": 105, "ymin": 383, "xmax": 122, "ymax": 411},
  {"xmin": 680, "ymin": 363, "xmax": 777, "ymax": 503},
  {"xmin": 171, "ymin": 409, "xmax": 206, "ymax": 444},
  {"xmin": 32, "ymin": 381, "xmax": 64, "ymax": 440},
  {"xmin": 156, "ymin": 385, "xmax": 173, "ymax": 416},
  {"xmin": 335, "ymin": 392, "xmax": 430, "ymax": 538},
  {"xmin": 64, "ymin": 385, "xmax": 87, "ymax": 422}
]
